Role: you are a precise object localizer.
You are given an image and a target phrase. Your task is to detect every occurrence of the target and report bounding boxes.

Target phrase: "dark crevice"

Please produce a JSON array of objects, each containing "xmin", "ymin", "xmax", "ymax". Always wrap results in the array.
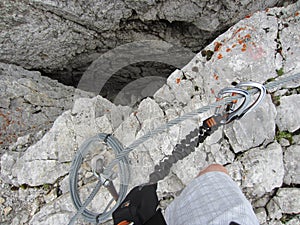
[
  {"xmin": 281, "ymin": 183, "xmax": 300, "ymax": 188},
  {"xmin": 39, "ymin": 18, "xmax": 232, "ymax": 95},
  {"xmin": 293, "ymin": 128, "xmax": 300, "ymax": 136},
  {"xmin": 101, "ymin": 61, "xmax": 177, "ymax": 105}
]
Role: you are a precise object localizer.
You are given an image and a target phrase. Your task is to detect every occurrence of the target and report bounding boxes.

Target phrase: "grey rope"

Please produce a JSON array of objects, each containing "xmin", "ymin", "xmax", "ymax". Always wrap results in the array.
[{"xmin": 69, "ymin": 73, "xmax": 300, "ymax": 224}]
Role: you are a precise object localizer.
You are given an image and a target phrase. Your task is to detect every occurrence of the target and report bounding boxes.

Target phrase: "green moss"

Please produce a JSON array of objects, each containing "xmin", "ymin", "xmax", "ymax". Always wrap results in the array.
[
  {"xmin": 276, "ymin": 131, "xmax": 293, "ymax": 144},
  {"xmin": 276, "ymin": 67, "xmax": 284, "ymax": 76},
  {"xmin": 271, "ymin": 94, "xmax": 281, "ymax": 106},
  {"xmin": 266, "ymin": 77, "xmax": 275, "ymax": 83},
  {"xmin": 20, "ymin": 184, "xmax": 28, "ymax": 190},
  {"xmin": 280, "ymin": 214, "xmax": 296, "ymax": 224},
  {"xmin": 42, "ymin": 183, "xmax": 51, "ymax": 191}
]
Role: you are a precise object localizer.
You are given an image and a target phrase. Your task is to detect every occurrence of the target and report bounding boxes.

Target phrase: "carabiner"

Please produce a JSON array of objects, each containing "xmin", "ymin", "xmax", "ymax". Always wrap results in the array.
[
  {"xmin": 215, "ymin": 81, "xmax": 266, "ymax": 124},
  {"xmin": 235, "ymin": 81, "xmax": 266, "ymax": 117},
  {"xmin": 215, "ymin": 87, "xmax": 251, "ymax": 124}
]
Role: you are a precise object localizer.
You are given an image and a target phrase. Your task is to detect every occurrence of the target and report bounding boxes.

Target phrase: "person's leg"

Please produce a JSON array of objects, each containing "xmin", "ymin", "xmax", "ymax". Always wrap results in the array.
[
  {"xmin": 197, "ymin": 164, "xmax": 228, "ymax": 177},
  {"xmin": 164, "ymin": 164, "xmax": 259, "ymax": 225}
]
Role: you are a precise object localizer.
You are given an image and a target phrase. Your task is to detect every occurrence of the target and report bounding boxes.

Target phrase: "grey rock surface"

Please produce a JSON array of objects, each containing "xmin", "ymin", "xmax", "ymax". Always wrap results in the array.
[
  {"xmin": 267, "ymin": 196, "xmax": 283, "ymax": 221},
  {"xmin": 276, "ymin": 94, "xmax": 300, "ymax": 132},
  {"xmin": 272, "ymin": 188, "xmax": 300, "ymax": 214},
  {"xmin": 283, "ymin": 145, "xmax": 300, "ymax": 184},
  {"xmin": 285, "ymin": 217, "xmax": 300, "ymax": 225},
  {"xmin": 255, "ymin": 207, "xmax": 268, "ymax": 224},
  {"xmin": 0, "ymin": 0, "xmax": 291, "ymax": 85},
  {"xmin": 1, "ymin": 1, "xmax": 300, "ymax": 225},
  {"xmin": 0, "ymin": 63, "xmax": 92, "ymax": 150},
  {"xmin": 231, "ymin": 142, "xmax": 284, "ymax": 198},
  {"xmin": 1, "ymin": 96, "xmax": 131, "ymax": 186},
  {"xmin": 224, "ymin": 94, "xmax": 277, "ymax": 153}
]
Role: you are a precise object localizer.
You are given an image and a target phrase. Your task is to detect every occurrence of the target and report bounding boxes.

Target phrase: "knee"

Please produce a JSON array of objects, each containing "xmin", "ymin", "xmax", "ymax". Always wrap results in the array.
[{"xmin": 197, "ymin": 164, "xmax": 228, "ymax": 177}]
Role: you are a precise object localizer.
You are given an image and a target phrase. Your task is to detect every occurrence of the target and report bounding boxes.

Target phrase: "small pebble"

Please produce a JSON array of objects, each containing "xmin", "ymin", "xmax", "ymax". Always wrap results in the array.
[
  {"xmin": 4, "ymin": 206, "xmax": 12, "ymax": 216},
  {"xmin": 0, "ymin": 196, "xmax": 5, "ymax": 205}
]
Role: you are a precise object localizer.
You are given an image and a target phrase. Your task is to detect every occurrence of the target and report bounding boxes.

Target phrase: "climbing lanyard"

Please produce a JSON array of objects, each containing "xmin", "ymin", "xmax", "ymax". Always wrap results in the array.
[
  {"xmin": 149, "ymin": 82, "xmax": 266, "ymax": 184},
  {"xmin": 68, "ymin": 73, "xmax": 300, "ymax": 225}
]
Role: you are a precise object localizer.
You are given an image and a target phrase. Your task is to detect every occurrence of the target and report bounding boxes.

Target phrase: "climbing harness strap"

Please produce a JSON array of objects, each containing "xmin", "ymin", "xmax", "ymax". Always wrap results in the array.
[{"xmin": 69, "ymin": 73, "xmax": 300, "ymax": 225}]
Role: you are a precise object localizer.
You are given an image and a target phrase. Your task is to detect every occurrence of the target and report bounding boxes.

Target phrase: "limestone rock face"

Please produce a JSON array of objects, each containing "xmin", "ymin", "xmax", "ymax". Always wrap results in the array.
[
  {"xmin": 276, "ymin": 94, "xmax": 300, "ymax": 132},
  {"xmin": 1, "ymin": 96, "xmax": 131, "ymax": 186},
  {"xmin": 224, "ymin": 94, "xmax": 277, "ymax": 153},
  {"xmin": 0, "ymin": 63, "xmax": 92, "ymax": 149},
  {"xmin": 283, "ymin": 145, "xmax": 300, "ymax": 185},
  {"xmin": 235, "ymin": 142, "xmax": 284, "ymax": 198},
  {"xmin": 0, "ymin": 0, "xmax": 289, "ymax": 82},
  {"xmin": 1, "ymin": 1, "xmax": 300, "ymax": 225},
  {"xmin": 268, "ymin": 188, "xmax": 300, "ymax": 216}
]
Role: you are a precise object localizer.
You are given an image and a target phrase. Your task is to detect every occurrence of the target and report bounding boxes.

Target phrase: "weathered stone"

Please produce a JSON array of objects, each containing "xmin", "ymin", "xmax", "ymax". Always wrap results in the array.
[
  {"xmin": 157, "ymin": 174, "xmax": 184, "ymax": 197},
  {"xmin": 113, "ymin": 114, "xmax": 140, "ymax": 147},
  {"xmin": 272, "ymin": 188, "xmax": 300, "ymax": 214},
  {"xmin": 286, "ymin": 217, "xmax": 300, "ymax": 225},
  {"xmin": 226, "ymin": 162, "xmax": 243, "ymax": 187},
  {"xmin": 255, "ymin": 207, "xmax": 267, "ymax": 225},
  {"xmin": 135, "ymin": 98, "xmax": 164, "ymax": 122},
  {"xmin": 4, "ymin": 206, "xmax": 13, "ymax": 216},
  {"xmin": 236, "ymin": 142, "xmax": 284, "ymax": 198},
  {"xmin": 267, "ymin": 198, "xmax": 283, "ymax": 220},
  {"xmin": 2, "ymin": 2, "xmax": 300, "ymax": 225},
  {"xmin": 0, "ymin": 196, "xmax": 5, "ymax": 205},
  {"xmin": 0, "ymin": 0, "xmax": 288, "ymax": 85},
  {"xmin": 276, "ymin": 94, "xmax": 300, "ymax": 133},
  {"xmin": 279, "ymin": 138, "xmax": 291, "ymax": 147},
  {"xmin": 29, "ymin": 181, "xmax": 113, "ymax": 225},
  {"xmin": 253, "ymin": 193, "xmax": 273, "ymax": 208},
  {"xmin": 154, "ymin": 84, "xmax": 176, "ymax": 106},
  {"xmin": 0, "ymin": 151, "xmax": 21, "ymax": 186},
  {"xmin": 204, "ymin": 140, "xmax": 235, "ymax": 165},
  {"xmin": 294, "ymin": 134, "xmax": 300, "ymax": 145},
  {"xmin": 165, "ymin": 70, "xmax": 196, "ymax": 105},
  {"xmin": 280, "ymin": 3, "xmax": 300, "ymax": 89},
  {"xmin": 283, "ymin": 145, "xmax": 300, "ymax": 185},
  {"xmin": 8, "ymin": 134, "xmax": 32, "ymax": 152},
  {"xmin": 0, "ymin": 63, "xmax": 92, "ymax": 149},
  {"xmin": 224, "ymin": 95, "xmax": 277, "ymax": 153},
  {"xmin": 171, "ymin": 143, "xmax": 211, "ymax": 185},
  {"xmin": 1, "ymin": 96, "xmax": 131, "ymax": 186}
]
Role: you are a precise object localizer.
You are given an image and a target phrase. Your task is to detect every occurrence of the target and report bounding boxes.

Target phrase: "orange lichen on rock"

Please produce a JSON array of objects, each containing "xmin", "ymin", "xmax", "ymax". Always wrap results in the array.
[
  {"xmin": 241, "ymin": 43, "xmax": 247, "ymax": 52},
  {"xmin": 238, "ymin": 39, "xmax": 244, "ymax": 44},
  {"xmin": 295, "ymin": 12, "xmax": 299, "ymax": 16},
  {"xmin": 214, "ymin": 42, "xmax": 222, "ymax": 51},
  {"xmin": 217, "ymin": 54, "xmax": 223, "ymax": 59},
  {"xmin": 176, "ymin": 78, "xmax": 181, "ymax": 84},
  {"xmin": 226, "ymin": 48, "xmax": 231, "ymax": 52},
  {"xmin": 245, "ymin": 34, "xmax": 251, "ymax": 39},
  {"xmin": 213, "ymin": 73, "xmax": 219, "ymax": 80},
  {"xmin": 234, "ymin": 27, "xmax": 246, "ymax": 35},
  {"xmin": 232, "ymin": 44, "xmax": 237, "ymax": 48}
]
